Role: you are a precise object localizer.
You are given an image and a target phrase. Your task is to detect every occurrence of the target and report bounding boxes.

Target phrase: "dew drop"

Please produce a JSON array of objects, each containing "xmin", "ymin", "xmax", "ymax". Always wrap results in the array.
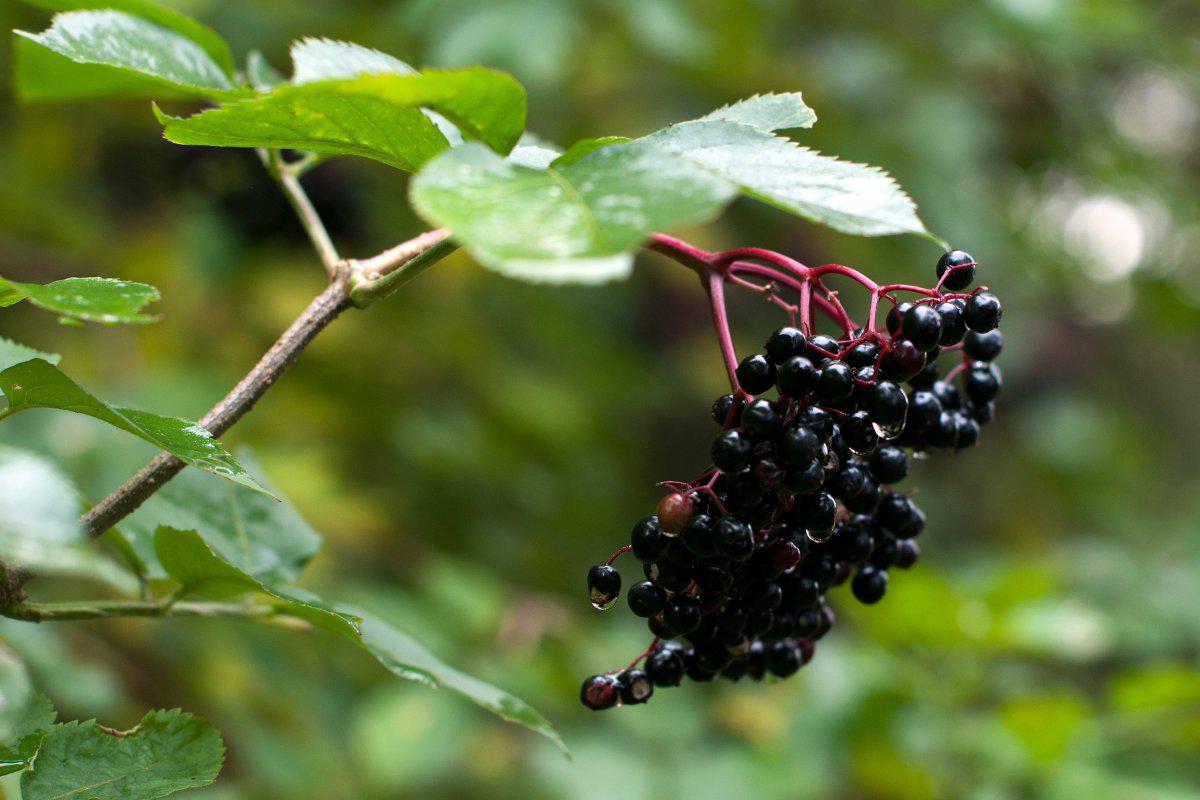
[{"xmin": 806, "ymin": 527, "xmax": 834, "ymax": 544}]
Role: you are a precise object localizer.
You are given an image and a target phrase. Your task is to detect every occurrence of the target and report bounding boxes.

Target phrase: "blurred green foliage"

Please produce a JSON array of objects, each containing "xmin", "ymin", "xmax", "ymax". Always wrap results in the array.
[{"xmin": 1, "ymin": 0, "xmax": 1199, "ymax": 797}]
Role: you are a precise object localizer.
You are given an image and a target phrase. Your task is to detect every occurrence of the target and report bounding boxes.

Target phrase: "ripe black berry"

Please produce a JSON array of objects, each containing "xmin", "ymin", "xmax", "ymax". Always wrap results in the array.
[
  {"xmin": 964, "ymin": 329, "xmax": 1003, "ymax": 362},
  {"xmin": 908, "ymin": 390, "xmax": 943, "ymax": 432},
  {"xmin": 936, "ymin": 299, "xmax": 967, "ymax": 346},
  {"xmin": 780, "ymin": 424, "xmax": 821, "ymax": 465},
  {"xmin": 936, "ymin": 250, "xmax": 976, "ymax": 291},
  {"xmin": 876, "ymin": 492, "xmax": 925, "ymax": 538},
  {"xmin": 964, "ymin": 363, "xmax": 1001, "ymax": 404},
  {"xmin": 616, "ymin": 669, "xmax": 654, "ymax": 704},
  {"xmin": 845, "ymin": 340, "xmax": 881, "ymax": 368},
  {"xmin": 711, "ymin": 430, "xmax": 752, "ymax": 471},
  {"xmin": 662, "ymin": 594, "xmax": 703, "ymax": 635},
  {"xmin": 894, "ymin": 539, "xmax": 920, "ymax": 569},
  {"xmin": 816, "ymin": 362, "xmax": 855, "ymax": 401},
  {"xmin": 587, "ymin": 564, "xmax": 621, "ymax": 610},
  {"xmin": 711, "ymin": 393, "xmax": 740, "ymax": 426},
  {"xmin": 627, "ymin": 580, "xmax": 667, "ymax": 617},
  {"xmin": 741, "ymin": 399, "xmax": 784, "ymax": 439},
  {"xmin": 714, "ymin": 517, "xmax": 754, "ymax": 561},
  {"xmin": 886, "ymin": 302, "xmax": 914, "ymax": 336},
  {"xmin": 736, "ymin": 354, "xmax": 776, "ymax": 394},
  {"xmin": 869, "ymin": 381, "xmax": 909, "ymax": 430},
  {"xmin": 841, "ymin": 410, "xmax": 879, "ymax": 456},
  {"xmin": 776, "ymin": 355, "xmax": 817, "ymax": 398},
  {"xmin": 630, "ymin": 515, "xmax": 668, "ymax": 561},
  {"xmin": 765, "ymin": 326, "xmax": 808, "ymax": 363},
  {"xmin": 869, "ymin": 446, "xmax": 909, "ymax": 484},
  {"xmin": 851, "ymin": 567, "xmax": 889, "ymax": 604},
  {"xmin": 766, "ymin": 640, "xmax": 803, "ymax": 677},
  {"xmin": 681, "ymin": 513, "xmax": 717, "ymax": 557},
  {"xmin": 964, "ymin": 291, "xmax": 1002, "ymax": 332},
  {"xmin": 901, "ymin": 304, "xmax": 943, "ymax": 352},
  {"xmin": 580, "ymin": 675, "xmax": 619, "ymax": 710},
  {"xmin": 645, "ymin": 648, "xmax": 685, "ymax": 686}
]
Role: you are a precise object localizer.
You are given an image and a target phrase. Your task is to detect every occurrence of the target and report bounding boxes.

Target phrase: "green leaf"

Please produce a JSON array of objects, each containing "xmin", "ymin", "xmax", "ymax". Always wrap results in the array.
[
  {"xmin": 410, "ymin": 140, "xmax": 736, "ymax": 283},
  {"xmin": 289, "ymin": 37, "xmax": 415, "ymax": 83},
  {"xmin": 699, "ymin": 92, "xmax": 817, "ymax": 132},
  {"xmin": 0, "ymin": 358, "xmax": 266, "ymax": 496},
  {"xmin": 18, "ymin": 0, "xmax": 235, "ymax": 76},
  {"xmin": 19, "ymin": 709, "xmax": 224, "ymax": 800},
  {"xmin": 122, "ymin": 452, "xmax": 321, "ymax": 584},
  {"xmin": 0, "ymin": 445, "xmax": 134, "ymax": 591},
  {"xmin": 151, "ymin": 530, "xmax": 565, "ymax": 752},
  {"xmin": 0, "ymin": 693, "xmax": 56, "ymax": 778},
  {"xmin": 157, "ymin": 68, "xmax": 527, "ymax": 170},
  {"xmin": 15, "ymin": 10, "xmax": 243, "ymax": 103},
  {"xmin": 550, "ymin": 136, "xmax": 630, "ymax": 168},
  {"xmin": 153, "ymin": 527, "xmax": 359, "ymax": 636},
  {"xmin": 0, "ymin": 276, "xmax": 161, "ymax": 325},
  {"xmin": 643, "ymin": 119, "xmax": 931, "ymax": 238},
  {"xmin": 348, "ymin": 607, "xmax": 568, "ymax": 756}
]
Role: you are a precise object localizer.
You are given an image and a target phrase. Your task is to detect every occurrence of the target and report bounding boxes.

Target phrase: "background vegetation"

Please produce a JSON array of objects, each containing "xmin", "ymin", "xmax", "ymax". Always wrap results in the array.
[{"xmin": 1, "ymin": 0, "xmax": 1198, "ymax": 797}]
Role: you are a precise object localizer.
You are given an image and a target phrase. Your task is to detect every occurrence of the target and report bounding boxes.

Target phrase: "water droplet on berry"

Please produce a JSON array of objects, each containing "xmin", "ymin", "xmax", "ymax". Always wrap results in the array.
[
  {"xmin": 872, "ymin": 419, "xmax": 904, "ymax": 440},
  {"xmin": 806, "ymin": 527, "xmax": 834, "ymax": 544}
]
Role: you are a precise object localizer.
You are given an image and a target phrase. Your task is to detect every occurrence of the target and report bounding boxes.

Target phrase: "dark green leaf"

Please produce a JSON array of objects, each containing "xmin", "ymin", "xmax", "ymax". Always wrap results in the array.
[
  {"xmin": 643, "ymin": 119, "xmax": 931, "ymax": 238},
  {"xmin": 0, "ymin": 358, "xmax": 266, "ymax": 495},
  {"xmin": 18, "ymin": 0, "xmax": 235, "ymax": 76},
  {"xmin": 410, "ymin": 140, "xmax": 736, "ymax": 283},
  {"xmin": 157, "ymin": 68, "xmax": 527, "ymax": 170},
  {"xmin": 348, "ymin": 606, "xmax": 568, "ymax": 755},
  {"xmin": 19, "ymin": 709, "xmax": 224, "ymax": 800},
  {"xmin": 121, "ymin": 455, "xmax": 320, "ymax": 584},
  {"xmin": 153, "ymin": 527, "xmax": 359, "ymax": 636},
  {"xmin": 15, "ymin": 10, "xmax": 243, "ymax": 103},
  {"xmin": 0, "ymin": 693, "xmax": 56, "ymax": 778},
  {"xmin": 0, "ymin": 276, "xmax": 161, "ymax": 324},
  {"xmin": 152, "ymin": 529, "xmax": 564, "ymax": 751}
]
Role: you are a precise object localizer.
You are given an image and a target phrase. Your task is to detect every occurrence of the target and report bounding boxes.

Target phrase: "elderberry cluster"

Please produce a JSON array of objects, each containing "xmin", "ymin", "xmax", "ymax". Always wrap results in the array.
[{"xmin": 581, "ymin": 251, "xmax": 1003, "ymax": 709}]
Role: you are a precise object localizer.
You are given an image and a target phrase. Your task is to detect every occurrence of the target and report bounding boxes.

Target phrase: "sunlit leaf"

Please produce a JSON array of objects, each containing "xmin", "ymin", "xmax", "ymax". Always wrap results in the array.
[
  {"xmin": 15, "ymin": 10, "xmax": 244, "ymax": 103},
  {"xmin": 19, "ymin": 709, "xmax": 224, "ymax": 800},
  {"xmin": 0, "ymin": 357, "xmax": 266, "ymax": 495},
  {"xmin": 0, "ymin": 276, "xmax": 160, "ymax": 325},
  {"xmin": 410, "ymin": 140, "xmax": 736, "ymax": 283},
  {"xmin": 289, "ymin": 37, "xmax": 415, "ymax": 84},
  {"xmin": 643, "ymin": 119, "xmax": 932, "ymax": 238},
  {"xmin": 699, "ymin": 92, "xmax": 817, "ymax": 132},
  {"xmin": 18, "ymin": 0, "xmax": 235, "ymax": 76},
  {"xmin": 157, "ymin": 68, "xmax": 527, "ymax": 170}
]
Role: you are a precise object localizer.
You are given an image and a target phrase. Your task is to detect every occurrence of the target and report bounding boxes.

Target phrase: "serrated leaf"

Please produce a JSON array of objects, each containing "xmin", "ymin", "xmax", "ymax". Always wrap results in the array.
[
  {"xmin": 153, "ymin": 527, "xmax": 359, "ymax": 636},
  {"xmin": 245, "ymin": 51, "xmax": 284, "ymax": 91},
  {"xmin": 0, "ymin": 445, "xmax": 134, "ymax": 592},
  {"xmin": 18, "ymin": 0, "xmax": 234, "ymax": 76},
  {"xmin": 158, "ymin": 68, "xmax": 527, "ymax": 170},
  {"xmin": 289, "ymin": 37, "xmax": 415, "ymax": 84},
  {"xmin": 0, "ymin": 692, "xmax": 56, "ymax": 778},
  {"xmin": 0, "ymin": 276, "xmax": 161, "ymax": 324},
  {"xmin": 0, "ymin": 358, "xmax": 267, "ymax": 496},
  {"xmin": 699, "ymin": 92, "xmax": 817, "ymax": 132},
  {"xmin": 15, "ymin": 10, "xmax": 244, "ymax": 103},
  {"xmin": 550, "ymin": 136, "xmax": 630, "ymax": 168},
  {"xmin": 121, "ymin": 452, "xmax": 321, "ymax": 584},
  {"xmin": 20, "ymin": 709, "xmax": 224, "ymax": 800},
  {"xmin": 643, "ymin": 119, "xmax": 931, "ymax": 238},
  {"xmin": 347, "ymin": 607, "xmax": 567, "ymax": 755},
  {"xmin": 410, "ymin": 140, "xmax": 736, "ymax": 283}
]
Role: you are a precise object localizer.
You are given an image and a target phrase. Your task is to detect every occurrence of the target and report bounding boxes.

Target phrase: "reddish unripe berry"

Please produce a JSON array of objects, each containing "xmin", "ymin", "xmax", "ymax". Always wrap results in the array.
[{"xmin": 656, "ymin": 492, "xmax": 694, "ymax": 534}]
